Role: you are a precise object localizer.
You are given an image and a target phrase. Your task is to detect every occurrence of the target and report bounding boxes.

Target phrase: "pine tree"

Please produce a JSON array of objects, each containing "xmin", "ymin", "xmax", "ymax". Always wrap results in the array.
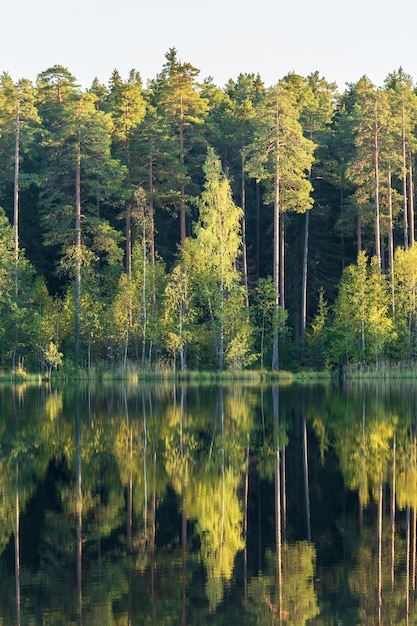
[
  {"xmin": 225, "ymin": 74, "xmax": 264, "ymax": 306},
  {"xmin": 281, "ymin": 72, "xmax": 336, "ymax": 355},
  {"xmin": 37, "ymin": 69, "xmax": 125, "ymax": 363},
  {"xmin": 0, "ymin": 73, "xmax": 40, "ymax": 366},
  {"xmin": 384, "ymin": 68, "xmax": 417, "ymax": 249},
  {"xmin": 150, "ymin": 48, "xmax": 208, "ymax": 242},
  {"xmin": 105, "ymin": 69, "xmax": 146, "ymax": 275},
  {"xmin": 345, "ymin": 78, "xmax": 392, "ymax": 266},
  {"xmin": 246, "ymin": 83, "xmax": 315, "ymax": 369}
]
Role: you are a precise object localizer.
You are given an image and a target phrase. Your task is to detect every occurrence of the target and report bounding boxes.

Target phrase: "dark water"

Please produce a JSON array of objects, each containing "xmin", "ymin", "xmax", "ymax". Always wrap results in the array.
[{"xmin": 1, "ymin": 380, "xmax": 417, "ymax": 624}]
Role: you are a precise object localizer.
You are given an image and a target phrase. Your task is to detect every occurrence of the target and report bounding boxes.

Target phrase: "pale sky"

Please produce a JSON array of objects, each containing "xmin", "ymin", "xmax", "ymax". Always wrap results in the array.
[{"xmin": 3, "ymin": 0, "xmax": 417, "ymax": 92}]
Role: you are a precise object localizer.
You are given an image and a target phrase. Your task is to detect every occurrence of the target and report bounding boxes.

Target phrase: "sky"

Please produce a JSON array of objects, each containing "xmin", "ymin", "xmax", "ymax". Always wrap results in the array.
[{"xmin": 3, "ymin": 0, "xmax": 417, "ymax": 92}]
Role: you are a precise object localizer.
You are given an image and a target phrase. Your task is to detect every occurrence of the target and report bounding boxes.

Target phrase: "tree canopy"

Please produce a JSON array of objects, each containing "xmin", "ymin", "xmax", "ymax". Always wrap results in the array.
[{"xmin": 1, "ymin": 56, "xmax": 417, "ymax": 373}]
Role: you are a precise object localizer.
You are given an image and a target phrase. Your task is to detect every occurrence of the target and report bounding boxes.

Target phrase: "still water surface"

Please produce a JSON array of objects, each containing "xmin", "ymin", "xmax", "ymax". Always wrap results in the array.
[{"xmin": 1, "ymin": 380, "xmax": 417, "ymax": 624}]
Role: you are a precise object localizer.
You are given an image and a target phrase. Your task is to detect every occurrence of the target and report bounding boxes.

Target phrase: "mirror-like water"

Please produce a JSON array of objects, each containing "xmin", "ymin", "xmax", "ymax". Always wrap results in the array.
[{"xmin": 1, "ymin": 381, "xmax": 417, "ymax": 624}]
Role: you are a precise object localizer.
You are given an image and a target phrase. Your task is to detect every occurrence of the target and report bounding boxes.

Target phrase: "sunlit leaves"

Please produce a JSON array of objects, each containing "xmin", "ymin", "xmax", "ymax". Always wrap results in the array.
[
  {"xmin": 178, "ymin": 148, "xmax": 248, "ymax": 370},
  {"xmin": 329, "ymin": 251, "xmax": 394, "ymax": 366},
  {"xmin": 188, "ymin": 468, "xmax": 244, "ymax": 612}
]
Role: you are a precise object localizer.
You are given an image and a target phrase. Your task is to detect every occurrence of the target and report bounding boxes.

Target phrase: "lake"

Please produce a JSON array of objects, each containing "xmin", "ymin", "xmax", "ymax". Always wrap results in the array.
[{"xmin": 0, "ymin": 379, "xmax": 417, "ymax": 624}]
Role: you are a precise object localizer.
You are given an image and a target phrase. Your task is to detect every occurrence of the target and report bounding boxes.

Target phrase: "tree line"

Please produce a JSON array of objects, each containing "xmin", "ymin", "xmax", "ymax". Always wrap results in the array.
[{"xmin": 1, "ymin": 51, "xmax": 417, "ymax": 373}]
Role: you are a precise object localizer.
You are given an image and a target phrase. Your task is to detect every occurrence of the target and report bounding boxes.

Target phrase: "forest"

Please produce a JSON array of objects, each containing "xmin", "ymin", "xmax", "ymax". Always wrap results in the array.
[{"xmin": 1, "ymin": 49, "xmax": 417, "ymax": 375}]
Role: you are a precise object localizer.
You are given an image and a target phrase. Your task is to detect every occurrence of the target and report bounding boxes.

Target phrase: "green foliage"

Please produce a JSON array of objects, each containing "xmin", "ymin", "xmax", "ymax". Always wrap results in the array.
[
  {"xmin": 38, "ymin": 81, "xmax": 125, "ymax": 264},
  {"xmin": 306, "ymin": 287, "xmax": 330, "ymax": 368},
  {"xmin": 107, "ymin": 247, "xmax": 167, "ymax": 369},
  {"xmin": 163, "ymin": 262, "xmax": 194, "ymax": 370},
  {"xmin": 183, "ymin": 148, "xmax": 252, "ymax": 370},
  {"xmin": 328, "ymin": 252, "xmax": 394, "ymax": 368},
  {"xmin": 188, "ymin": 468, "xmax": 244, "ymax": 612},
  {"xmin": 246, "ymin": 82, "xmax": 315, "ymax": 212},
  {"xmin": 149, "ymin": 48, "xmax": 208, "ymax": 241},
  {"xmin": 392, "ymin": 245, "xmax": 417, "ymax": 359},
  {"xmin": 3, "ymin": 59, "xmax": 417, "ymax": 372},
  {"xmin": 4, "ymin": 382, "xmax": 417, "ymax": 621},
  {"xmin": 0, "ymin": 207, "xmax": 44, "ymax": 368},
  {"xmin": 43, "ymin": 341, "xmax": 63, "ymax": 375}
]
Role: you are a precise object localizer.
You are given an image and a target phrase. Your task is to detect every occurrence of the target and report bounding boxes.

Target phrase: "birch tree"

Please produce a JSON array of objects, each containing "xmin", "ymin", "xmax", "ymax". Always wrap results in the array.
[
  {"xmin": 184, "ymin": 148, "xmax": 249, "ymax": 371},
  {"xmin": 329, "ymin": 251, "xmax": 393, "ymax": 367}
]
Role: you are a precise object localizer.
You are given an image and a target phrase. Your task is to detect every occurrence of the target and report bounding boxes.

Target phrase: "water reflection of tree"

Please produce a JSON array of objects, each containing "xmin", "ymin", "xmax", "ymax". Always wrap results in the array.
[
  {"xmin": 245, "ymin": 386, "xmax": 319, "ymax": 624},
  {"xmin": 0, "ymin": 386, "xmax": 56, "ymax": 624},
  {"xmin": 35, "ymin": 387, "xmax": 127, "ymax": 623},
  {"xmin": 394, "ymin": 419, "xmax": 417, "ymax": 622},
  {"xmin": 9, "ymin": 383, "xmax": 417, "ymax": 623},
  {"xmin": 163, "ymin": 385, "xmax": 247, "ymax": 613},
  {"xmin": 319, "ymin": 384, "xmax": 417, "ymax": 624},
  {"xmin": 245, "ymin": 542, "xmax": 318, "ymax": 625}
]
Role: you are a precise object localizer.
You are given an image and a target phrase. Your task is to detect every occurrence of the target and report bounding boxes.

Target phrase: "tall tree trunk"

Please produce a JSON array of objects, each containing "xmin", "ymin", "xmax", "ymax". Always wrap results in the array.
[
  {"xmin": 387, "ymin": 166, "xmax": 395, "ymax": 314},
  {"xmin": 280, "ymin": 217, "xmax": 285, "ymax": 311},
  {"xmin": 409, "ymin": 155, "xmax": 415, "ymax": 247},
  {"xmin": 374, "ymin": 134, "xmax": 381, "ymax": 265},
  {"xmin": 255, "ymin": 182, "xmax": 261, "ymax": 281},
  {"xmin": 272, "ymin": 107, "xmax": 281, "ymax": 372},
  {"xmin": 272, "ymin": 166, "xmax": 280, "ymax": 371},
  {"xmin": 14, "ymin": 99, "xmax": 20, "ymax": 271},
  {"xmin": 147, "ymin": 151, "xmax": 157, "ymax": 369},
  {"xmin": 301, "ymin": 208, "xmax": 310, "ymax": 360},
  {"xmin": 126, "ymin": 203, "xmax": 132, "ymax": 278},
  {"xmin": 141, "ymin": 203, "xmax": 147, "ymax": 370},
  {"xmin": 179, "ymin": 96, "xmax": 186, "ymax": 243},
  {"xmin": 149, "ymin": 150, "xmax": 155, "ymax": 265},
  {"xmin": 402, "ymin": 99, "xmax": 409, "ymax": 250},
  {"xmin": 241, "ymin": 147, "xmax": 249, "ymax": 308},
  {"xmin": 75, "ymin": 139, "xmax": 82, "ymax": 365},
  {"xmin": 12, "ymin": 97, "xmax": 20, "ymax": 370}
]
